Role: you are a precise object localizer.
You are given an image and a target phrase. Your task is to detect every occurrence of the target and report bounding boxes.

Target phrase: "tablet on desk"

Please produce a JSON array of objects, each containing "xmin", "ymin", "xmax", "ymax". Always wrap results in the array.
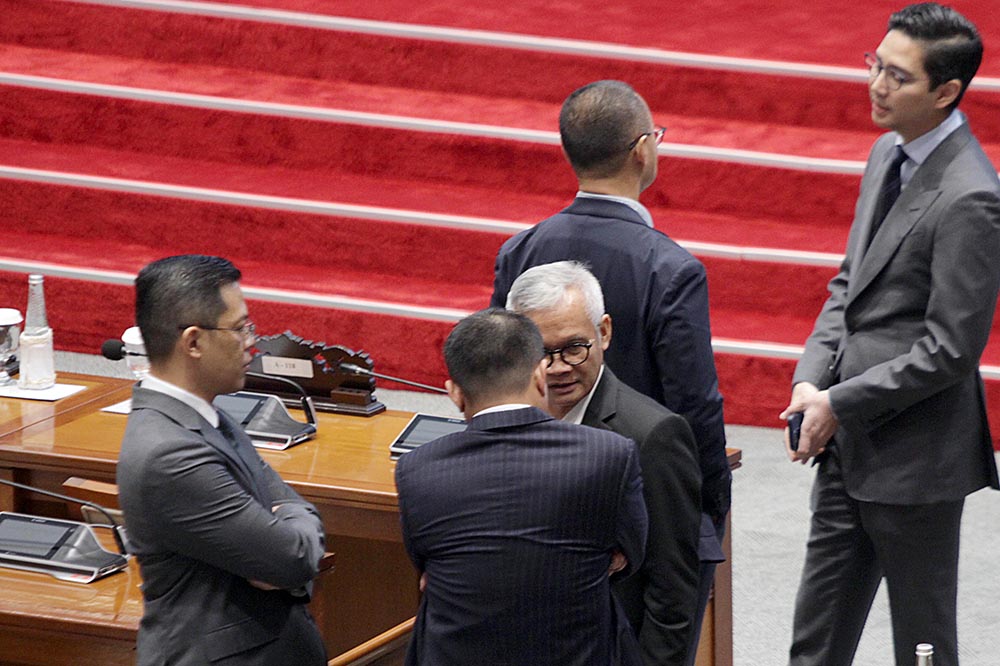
[{"xmin": 390, "ymin": 413, "xmax": 466, "ymax": 459}]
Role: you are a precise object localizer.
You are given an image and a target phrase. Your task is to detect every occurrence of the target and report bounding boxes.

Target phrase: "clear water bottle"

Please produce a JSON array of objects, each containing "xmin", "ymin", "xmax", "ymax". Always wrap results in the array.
[
  {"xmin": 18, "ymin": 274, "xmax": 56, "ymax": 390},
  {"xmin": 915, "ymin": 643, "xmax": 933, "ymax": 666}
]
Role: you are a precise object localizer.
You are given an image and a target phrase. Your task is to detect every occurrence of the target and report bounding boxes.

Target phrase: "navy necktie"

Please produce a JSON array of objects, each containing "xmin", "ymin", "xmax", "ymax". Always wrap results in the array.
[{"xmin": 867, "ymin": 145, "xmax": 908, "ymax": 249}]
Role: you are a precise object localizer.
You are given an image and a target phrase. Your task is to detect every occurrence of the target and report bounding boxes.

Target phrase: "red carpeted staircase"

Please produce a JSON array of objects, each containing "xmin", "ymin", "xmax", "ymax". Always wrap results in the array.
[{"xmin": 2, "ymin": 0, "xmax": 1000, "ymax": 442}]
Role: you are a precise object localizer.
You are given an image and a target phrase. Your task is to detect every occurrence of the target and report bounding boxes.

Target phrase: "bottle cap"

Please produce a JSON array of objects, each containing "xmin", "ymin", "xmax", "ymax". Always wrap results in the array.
[
  {"xmin": 916, "ymin": 643, "xmax": 934, "ymax": 656},
  {"xmin": 0, "ymin": 309, "xmax": 23, "ymax": 326}
]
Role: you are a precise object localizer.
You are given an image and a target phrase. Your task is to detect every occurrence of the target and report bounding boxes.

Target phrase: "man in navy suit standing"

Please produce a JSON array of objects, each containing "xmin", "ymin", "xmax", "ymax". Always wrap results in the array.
[
  {"xmin": 395, "ymin": 308, "xmax": 648, "ymax": 666},
  {"xmin": 490, "ymin": 80, "xmax": 729, "ymax": 663}
]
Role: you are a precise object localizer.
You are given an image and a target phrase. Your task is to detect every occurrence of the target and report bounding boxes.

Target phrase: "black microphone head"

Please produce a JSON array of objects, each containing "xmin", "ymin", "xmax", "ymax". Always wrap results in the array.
[{"xmin": 101, "ymin": 338, "xmax": 126, "ymax": 361}]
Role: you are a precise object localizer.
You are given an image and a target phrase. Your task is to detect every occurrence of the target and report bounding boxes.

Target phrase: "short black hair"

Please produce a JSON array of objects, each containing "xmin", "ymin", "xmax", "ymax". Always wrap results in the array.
[
  {"xmin": 443, "ymin": 308, "xmax": 544, "ymax": 405},
  {"xmin": 135, "ymin": 255, "xmax": 242, "ymax": 363},
  {"xmin": 888, "ymin": 2, "xmax": 982, "ymax": 109},
  {"xmin": 559, "ymin": 80, "xmax": 651, "ymax": 178}
]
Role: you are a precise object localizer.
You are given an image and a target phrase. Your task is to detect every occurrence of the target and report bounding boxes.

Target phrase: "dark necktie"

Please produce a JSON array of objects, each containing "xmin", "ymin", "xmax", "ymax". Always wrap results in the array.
[{"xmin": 867, "ymin": 145, "xmax": 908, "ymax": 249}]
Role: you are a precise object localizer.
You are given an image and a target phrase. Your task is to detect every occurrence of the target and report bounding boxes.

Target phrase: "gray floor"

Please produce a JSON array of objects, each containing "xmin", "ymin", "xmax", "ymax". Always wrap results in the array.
[{"xmin": 66, "ymin": 351, "xmax": 1000, "ymax": 665}]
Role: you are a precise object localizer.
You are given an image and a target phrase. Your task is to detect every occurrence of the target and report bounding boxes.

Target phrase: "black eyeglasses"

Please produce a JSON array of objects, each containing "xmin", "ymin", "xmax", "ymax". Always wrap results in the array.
[
  {"xmin": 864, "ymin": 53, "xmax": 926, "ymax": 91},
  {"xmin": 627, "ymin": 125, "xmax": 666, "ymax": 151},
  {"xmin": 543, "ymin": 340, "xmax": 593, "ymax": 368},
  {"xmin": 178, "ymin": 320, "xmax": 257, "ymax": 340}
]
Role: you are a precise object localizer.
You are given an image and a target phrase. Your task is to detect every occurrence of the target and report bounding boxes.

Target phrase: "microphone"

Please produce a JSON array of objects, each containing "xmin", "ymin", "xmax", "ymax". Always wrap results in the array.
[
  {"xmin": 101, "ymin": 338, "xmax": 126, "ymax": 361},
  {"xmin": 339, "ymin": 363, "xmax": 447, "ymax": 394},
  {"xmin": 0, "ymin": 476, "xmax": 128, "ymax": 556},
  {"xmin": 101, "ymin": 339, "xmax": 146, "ymax": 361},
  {"xmin": 245, "ymin": 370, "xmax": 318, "ymax": 428}
]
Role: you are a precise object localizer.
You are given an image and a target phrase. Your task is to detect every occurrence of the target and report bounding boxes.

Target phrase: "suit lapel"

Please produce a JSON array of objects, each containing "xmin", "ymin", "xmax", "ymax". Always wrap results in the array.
[
  {"xmin": 131, "ymin": 387, "xmax": 261, "ymax": 496},
  {"xmin": 582, "ymin": 368, "xmax": 619, "ymax": 432},
  {"xmin": 848, "ymin": 125, "xmax": 971, "ymax": 304}
]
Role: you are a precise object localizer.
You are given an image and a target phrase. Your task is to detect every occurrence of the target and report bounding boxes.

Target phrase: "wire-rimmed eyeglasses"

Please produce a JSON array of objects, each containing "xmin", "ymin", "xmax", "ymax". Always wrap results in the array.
[
  {"xmin": 627, "ymin": 126, "xmax": 666, "ymax": 151},
  {"xmin": 864, "ymin": 52, "xmax": 926, "ymax": 91}
]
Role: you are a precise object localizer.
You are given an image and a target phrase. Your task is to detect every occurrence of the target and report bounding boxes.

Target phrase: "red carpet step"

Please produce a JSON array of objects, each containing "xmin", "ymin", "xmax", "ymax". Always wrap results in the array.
[{"xmin": 3, "ymin": 0, "xmax": 1000, "ymax": 150}]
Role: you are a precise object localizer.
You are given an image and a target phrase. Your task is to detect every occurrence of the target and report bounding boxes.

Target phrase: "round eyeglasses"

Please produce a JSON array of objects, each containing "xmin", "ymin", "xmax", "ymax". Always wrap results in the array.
[{"xmin": 544, "ymin": 340, "xmax": 593, "ymax": 368}]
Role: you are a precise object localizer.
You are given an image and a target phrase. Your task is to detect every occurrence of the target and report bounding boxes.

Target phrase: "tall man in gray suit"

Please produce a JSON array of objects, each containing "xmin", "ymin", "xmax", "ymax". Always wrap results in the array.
[
  {"xmin": 507, "ymin": 261, "xmax": 707, "ymax": 666},
  {"xmin": 396, "ymin": 308, "xmax": 648, "ymax": 666},
  {"xmin": 117, "ymin": 255, "xmax": 327, "ymax": 666},
  {"xmin": 782, "ymin": 5, "xmax": 1000, "ymax": 665}
]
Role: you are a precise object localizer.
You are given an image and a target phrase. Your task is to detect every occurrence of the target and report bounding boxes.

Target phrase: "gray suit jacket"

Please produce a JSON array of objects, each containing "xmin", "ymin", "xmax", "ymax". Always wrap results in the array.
[
  {"xmin": 794, "ymin": 123, "xmax": 1000, "ymax": 503},
  {"xmin": 582, "ymin": 368, "xmax": 702, "ymax": 666},
  {"xmin": 117, "ymin": 387, "xmax": 327, "ymax": 666}
]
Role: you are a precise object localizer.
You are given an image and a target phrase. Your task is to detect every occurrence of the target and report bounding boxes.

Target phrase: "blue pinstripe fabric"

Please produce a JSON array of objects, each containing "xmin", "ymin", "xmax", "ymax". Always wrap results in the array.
[{"xmin": 396, "ymin": 406, "xmax": 647, "ymax": 666}]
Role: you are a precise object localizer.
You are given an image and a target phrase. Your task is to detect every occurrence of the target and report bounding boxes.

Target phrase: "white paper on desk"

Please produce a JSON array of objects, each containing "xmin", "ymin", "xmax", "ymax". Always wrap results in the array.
[
  {"xmin": 0, "ymin": 383, "xmax": 87, "ymax": 401},
  {"xmin": 101, "ymin": 399, "xmax": 132, "ymax": 414}
]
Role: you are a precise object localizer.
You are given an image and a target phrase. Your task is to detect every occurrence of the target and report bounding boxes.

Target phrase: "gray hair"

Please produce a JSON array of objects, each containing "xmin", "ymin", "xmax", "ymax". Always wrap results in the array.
[{"xmin": 505, "ymin": 261, "xmax": 605, "ymax": 330}]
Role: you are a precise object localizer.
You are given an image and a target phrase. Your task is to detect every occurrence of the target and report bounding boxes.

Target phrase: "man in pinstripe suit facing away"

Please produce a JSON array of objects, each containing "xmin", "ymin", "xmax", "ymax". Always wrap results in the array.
[{"xmin": 395, "ymin": 308, "xmax": 648, "ymax": 666}]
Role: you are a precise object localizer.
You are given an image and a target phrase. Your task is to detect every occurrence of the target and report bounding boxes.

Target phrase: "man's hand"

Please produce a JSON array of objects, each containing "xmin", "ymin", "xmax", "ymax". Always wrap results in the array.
[
  {"xmin": 608, "ymin": 550, "xmax": 627, "ymax": 576},
  {"xmin": 780, "ymin": 382, "xmax": 838, "ymax": 464}
]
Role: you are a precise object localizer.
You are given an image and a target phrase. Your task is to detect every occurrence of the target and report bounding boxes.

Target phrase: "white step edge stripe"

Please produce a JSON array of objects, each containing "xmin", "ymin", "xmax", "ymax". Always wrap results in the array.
[
  {"xmin": 59, "ymin": 0, "xmax": 1000, "ymax": 92},
  {"xmin": 4, "ymin": 255, "xmax": 1000, "ymax": 378},
  {"xmin": 0, "ymin": 165, "xmax": 531, "ymax": 235},
  {"xmin": 0, "ymin": 165, "xmax": 845, "ymax": 267},
  {"xmin": 0, "ymin": 72, "xmax": 867, "ymax": 175}
]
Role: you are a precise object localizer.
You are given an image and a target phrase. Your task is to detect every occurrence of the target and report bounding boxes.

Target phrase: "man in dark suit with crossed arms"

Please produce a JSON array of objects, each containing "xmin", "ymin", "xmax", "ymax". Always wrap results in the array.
[
  {"xmin": 507, "ymin": 261, "xmax": 706, "ymax": 665},
  {"xmin": 783, "ymin": 5, "xmax": 1000, "ymax": 665},
  {"xmin": 395, "ymin": 308, "xmax": 648, "ymax": 666},
  {"xmin": 490, "ymin": 82, "xmax": 730, "ymax": 663}
]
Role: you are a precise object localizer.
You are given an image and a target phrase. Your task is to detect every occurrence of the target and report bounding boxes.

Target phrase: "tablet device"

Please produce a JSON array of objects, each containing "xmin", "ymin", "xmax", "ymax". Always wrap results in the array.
[{"xmin": 390, "ymin": 413, "xmax": 466, "ymax": 459}]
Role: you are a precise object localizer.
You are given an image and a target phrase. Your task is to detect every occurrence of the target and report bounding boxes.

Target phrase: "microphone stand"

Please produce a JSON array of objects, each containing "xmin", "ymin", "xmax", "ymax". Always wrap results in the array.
[{"xmin": 339, "ymin": 363, "xmax": 448, "ymax": 394}]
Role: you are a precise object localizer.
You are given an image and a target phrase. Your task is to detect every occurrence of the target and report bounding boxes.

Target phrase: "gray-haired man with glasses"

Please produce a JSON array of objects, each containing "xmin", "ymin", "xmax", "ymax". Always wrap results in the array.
[{"xmin": 508, "ymin": 261, "xmax": 705, "ymax": 666}]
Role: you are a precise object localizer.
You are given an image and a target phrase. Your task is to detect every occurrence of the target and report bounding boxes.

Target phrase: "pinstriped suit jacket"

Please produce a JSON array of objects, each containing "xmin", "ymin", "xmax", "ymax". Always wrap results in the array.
[{"xmin": 395, "ymin": 406, "xmax": 648, "ymax": 666}]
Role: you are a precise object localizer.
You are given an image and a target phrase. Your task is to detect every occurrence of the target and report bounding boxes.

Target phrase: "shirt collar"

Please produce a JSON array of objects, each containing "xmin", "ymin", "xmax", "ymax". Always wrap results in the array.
[
  {"xmin": 561, "ymin": 364, "xmax": 605, "ymax": 425},
  {"xmin": 473, "ymin": 403, "xmax": 533, "ymax": 418},
  {"xmin": 575, "ymin": 191, "xmax": 654, "ymax": 228},
  {"xmin": 895, "ymin": 109, "xmax": 965, "ymax": 186},
  {"xmin": 141, "ymin": 374, "xmax": 220, "ymax": 427}
]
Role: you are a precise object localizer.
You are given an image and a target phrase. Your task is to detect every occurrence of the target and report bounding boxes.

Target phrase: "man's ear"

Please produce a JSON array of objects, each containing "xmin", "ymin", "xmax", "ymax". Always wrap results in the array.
[
  {"xmin": 934, "ymin": 78, "xmax": 962, "ymax": 110},
  {"xmin": 533, "ymin": 360, "xmax": 548, "ymax": 401},
  {"xmin": 599, "ymin": 314, "xmax": 612, "ymax": 351},
  {"xmin": 178, "ymin": 326, "xmax": 203, "ymax": 359},
  {"xmin": 445, "ymin": 379, "xmax": 466, "ymax": 413}
]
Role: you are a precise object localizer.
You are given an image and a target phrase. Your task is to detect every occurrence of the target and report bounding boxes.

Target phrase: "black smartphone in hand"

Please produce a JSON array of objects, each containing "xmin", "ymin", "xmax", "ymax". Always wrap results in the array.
[{"xmin": 788, "ymin": 412, "xmax": 804, "ymax": 451}]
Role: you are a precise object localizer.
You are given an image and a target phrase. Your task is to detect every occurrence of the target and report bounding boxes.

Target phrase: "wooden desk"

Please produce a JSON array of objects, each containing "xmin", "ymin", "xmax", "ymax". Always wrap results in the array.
[
  {"xmin": 0, "ymin": 534, "xmax": 335, "ymax": 666},
  {"xmin": 0, "ymin": 374, "xmax": 132, "ymax": 512},
  {"xmin": 0, "ymin": 532, "xmax": 143, "ymax": 666}
]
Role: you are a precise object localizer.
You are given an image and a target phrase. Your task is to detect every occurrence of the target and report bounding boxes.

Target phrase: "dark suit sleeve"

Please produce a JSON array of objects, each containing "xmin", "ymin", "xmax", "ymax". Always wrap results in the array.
[
  {"xmin": 794, "ymin": 150, "xmax": 876, "ymax": 390},
  {"xmin": 394, "ymin": 454, "xmax": 426, "ymax": 574},
  {"xmin": 490, "ymin": 245, "xmax": 514, "ymax": 308},
  {"xmin": 636, "ymin": 415, "xmax": 702, "ymax": 664},
  {"xmin": 143, "ymin": 434, "xmax": 325, "ymax": 590},
  {"xmin": 649, "ymin": 256, "xmax": 730, "ymax": 520},
  {"xmin": 613, "ymin": 441, "xmax": 648, "ymax": 581}
]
